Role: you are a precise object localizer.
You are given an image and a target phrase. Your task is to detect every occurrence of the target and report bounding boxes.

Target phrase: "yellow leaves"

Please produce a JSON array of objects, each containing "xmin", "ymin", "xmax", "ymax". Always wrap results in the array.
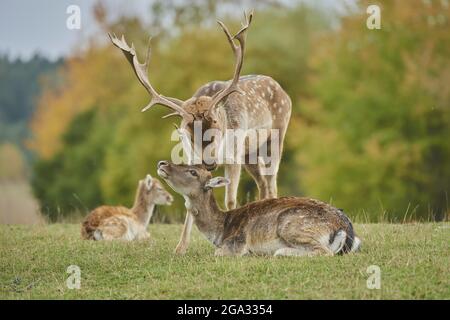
[{"xmin": 28, "ymin": 46, "xmax": 136, "ymax": 159}]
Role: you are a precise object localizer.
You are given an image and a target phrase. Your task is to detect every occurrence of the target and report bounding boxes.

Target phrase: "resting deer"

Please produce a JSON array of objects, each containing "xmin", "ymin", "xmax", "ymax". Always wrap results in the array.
[
  {"xmin": 109, "ymin": 12, "xmax": 292, "ymax": 254},
  {"xmin": 157, "ymin": 161, "xmax": 361, "ymax": 256},
  {"xmin": 81, "ymin": 174, "xmax": 173, "ymax": 241}
]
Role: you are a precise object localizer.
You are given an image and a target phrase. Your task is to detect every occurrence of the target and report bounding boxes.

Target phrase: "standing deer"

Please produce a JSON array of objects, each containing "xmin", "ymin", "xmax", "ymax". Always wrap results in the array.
[
  {"xmin": 157, "ymin": 161, "xmax": 361, "ymax": 256},
  {"xmin": 109, "ymin": 12, "xmax": 292, "ymax": 254},
  {"xmin": 81, "ymin": 174, "xmax": 173, "ymax": 241}
]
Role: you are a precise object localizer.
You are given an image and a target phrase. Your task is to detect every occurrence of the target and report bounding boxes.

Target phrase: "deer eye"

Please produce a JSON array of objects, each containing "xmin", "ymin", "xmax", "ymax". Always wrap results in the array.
[{"xmin": 189, "ymin": 170, "xmax": 198, "ymax": 177}]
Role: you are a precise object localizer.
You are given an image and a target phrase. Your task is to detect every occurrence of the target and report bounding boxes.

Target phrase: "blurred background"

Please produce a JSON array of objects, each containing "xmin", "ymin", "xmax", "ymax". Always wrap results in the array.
[{"xmin": 0, "ymin": 0, "xmax": 448, "ymax": 224}]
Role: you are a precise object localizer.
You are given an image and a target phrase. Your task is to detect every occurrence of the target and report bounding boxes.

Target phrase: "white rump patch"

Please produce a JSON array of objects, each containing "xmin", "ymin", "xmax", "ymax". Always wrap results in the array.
[
  {"xmin": 329, "ymin": 230, "xmax": 347, "ymax": 254},
  {"xmin": 351, "ymin": 236, "xmax": 362, "ymax": 252},
  {"xmin": 317, "ymin": 230, "xmax": 346, "ymax": 254}
]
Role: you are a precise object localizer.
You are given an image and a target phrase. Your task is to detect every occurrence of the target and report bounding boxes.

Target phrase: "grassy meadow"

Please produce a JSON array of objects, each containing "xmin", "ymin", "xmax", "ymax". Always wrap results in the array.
[{"xmin": 1, "ymin": 222, "xmax": 448, "ymax": 299}]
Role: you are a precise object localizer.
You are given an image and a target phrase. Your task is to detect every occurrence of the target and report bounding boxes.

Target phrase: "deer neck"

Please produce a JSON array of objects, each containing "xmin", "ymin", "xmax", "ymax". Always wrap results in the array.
[
  {"xmin": 131, "ymin": 192, "xmax": 155, "ymax": 228},
  {"xmin": 184, "ymin": 191, "xmax": 226, "ymax": 245}
]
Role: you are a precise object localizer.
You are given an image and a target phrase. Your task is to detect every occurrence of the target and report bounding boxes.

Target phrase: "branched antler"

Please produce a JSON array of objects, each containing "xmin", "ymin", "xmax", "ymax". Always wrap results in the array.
[
  {"xmin": 108, "ymin": 33, "xmax": 189, "ymax": 117},
  {"xmin": 209, "ymin": 11, "xmax": 253, "ymax": 111}
]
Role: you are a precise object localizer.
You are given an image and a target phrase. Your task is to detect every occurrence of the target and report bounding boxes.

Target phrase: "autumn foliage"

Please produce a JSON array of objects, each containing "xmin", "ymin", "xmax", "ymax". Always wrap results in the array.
[{"xmin": 29, "ymin": 1, "xmax": 450, "ymax": 221}]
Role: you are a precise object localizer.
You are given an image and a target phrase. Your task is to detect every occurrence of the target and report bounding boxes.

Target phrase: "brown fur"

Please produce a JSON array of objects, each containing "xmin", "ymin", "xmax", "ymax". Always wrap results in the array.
[
  {"xmin": 81, "ymin": 206, "xmax": 135, "ymax": 240},
  {"xmin": 185, "ymin": 75, "xmax": 292, "ymax": 203},
  {"xmin": 173, "ymin": 75, "xmax": 292, "ymax": 254},
  {"xmin": 158, "ymin": 162, "xmax": 361, "ymax": 256},
  {"xmin": 81, "ymin": 176, "xmax": 173, "ymax": 241}
]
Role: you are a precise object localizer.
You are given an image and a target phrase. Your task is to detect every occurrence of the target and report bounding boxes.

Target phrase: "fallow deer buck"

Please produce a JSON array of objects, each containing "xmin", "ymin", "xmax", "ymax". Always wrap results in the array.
[
  {"xmin": 157, "ymin": 161, "xmax": 361, "ymax": 256},
  {"xmin": 81, "ymin": 174, "xmax": 173, "ymax": 241},
  {"xmin": 109, "ymin": 12, "xmax": 292, "ymax": 254}
]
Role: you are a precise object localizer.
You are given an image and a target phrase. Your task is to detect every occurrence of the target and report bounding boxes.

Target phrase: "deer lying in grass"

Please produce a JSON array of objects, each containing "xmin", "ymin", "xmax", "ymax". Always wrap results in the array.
[
  {"xmin": 157, "ymin": 161, "xmax": 361, "ymax": 256},
  {"xmin": 109, "ymin": 12, "xmax": 292, "ymax": 254},
  {"xmin": 81, "ymin": 174, "xmax": 173, "ymax": 241}
]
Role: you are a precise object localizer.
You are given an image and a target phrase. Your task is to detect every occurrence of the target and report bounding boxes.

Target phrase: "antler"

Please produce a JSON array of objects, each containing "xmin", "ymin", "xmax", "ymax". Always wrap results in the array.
[
  {"xmin": 108, "ymin": 33, "xmax": 189, "ymax": 116},
  {"xmin": 209, "ymin": 11, "xmax": 253, "ymax": 111}
]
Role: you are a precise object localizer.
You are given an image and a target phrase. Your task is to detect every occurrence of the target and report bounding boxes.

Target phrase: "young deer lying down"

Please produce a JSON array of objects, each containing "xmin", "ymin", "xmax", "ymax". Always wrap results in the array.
[
  {"xmin": 157, "ymin": 161, "xmax": 361, "ymax": 256},
  {"xmin": 81, "ymin": 174, "xmax": 173, "ymax": 241}
]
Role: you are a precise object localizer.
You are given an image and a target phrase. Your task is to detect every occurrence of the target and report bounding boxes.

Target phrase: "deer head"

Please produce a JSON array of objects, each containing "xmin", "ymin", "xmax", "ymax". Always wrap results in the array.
[
  {"xmin": 136, "ymin": 174, "xmax": 174, "ymax": 206},
  {"xmin": 157, "ymin": 160, "xmax": 229, "ymax": 197},
  {"xmin": 109, "ymin": 12, "xmax": 253, "ymax": 167}
]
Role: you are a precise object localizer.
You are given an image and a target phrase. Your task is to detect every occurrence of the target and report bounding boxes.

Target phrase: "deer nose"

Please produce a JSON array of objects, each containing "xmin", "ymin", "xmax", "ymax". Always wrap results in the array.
[
  {"xmin": 204, "ymin": 160, "xmax": 217, "ymax": 172},
  {"xmin": 158, "ymin": 160, "xmax": 169, "ymax": 168}
]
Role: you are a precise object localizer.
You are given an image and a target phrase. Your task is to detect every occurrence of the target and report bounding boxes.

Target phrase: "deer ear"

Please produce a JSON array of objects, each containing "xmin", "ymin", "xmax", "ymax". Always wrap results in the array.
[
  {"xmin": 204, "ymin": 177, "xmax": 230, "ymax": 190},
  {"xmin": 144, "ymin": 174, "xmax": 153, "ymax": 190}
]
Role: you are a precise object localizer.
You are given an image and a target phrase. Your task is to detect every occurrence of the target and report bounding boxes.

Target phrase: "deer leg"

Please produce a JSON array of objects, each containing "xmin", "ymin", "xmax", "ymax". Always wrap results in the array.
[
  {"xmin": 214, "ymin": 247, "xmax": 235, "ymax": 256},
  {"xmin": 263, "ymin": 161, "xmax": 278, "ymax": 199},
  {"xmin": 251, "ymin": 153, "xmax": 276, "ymax": 199},
  {"xmin": 174, "ymin": 212, "xmax": 193, "ymax": 255},
  {"xmin": 244, "ymin": 163, "xmax": 269, "ymax": 199},
  {"xmin": 274, "ymin": 246, "xmax": 329, "ymax": 257},
  {"xmin": 265, "ymin": 176, "xmax": 277, "ymax": 198},
  {"xmin": 215, "ymin": 236, "xmax": 249, "ymax": 256},
  {"xmin": 224, "ymin": 164, "xmax": 241, "ymax": 209},
  {"xmin": 262, "ymin": 127, "xmax": 287, "ymax": 198}
]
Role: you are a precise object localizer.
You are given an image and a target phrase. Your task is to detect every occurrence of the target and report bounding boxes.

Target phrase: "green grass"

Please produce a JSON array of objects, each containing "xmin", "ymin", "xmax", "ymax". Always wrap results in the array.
[{"xmin": 0, "ymin": 223, "xmax": 449, "ymax": 299}]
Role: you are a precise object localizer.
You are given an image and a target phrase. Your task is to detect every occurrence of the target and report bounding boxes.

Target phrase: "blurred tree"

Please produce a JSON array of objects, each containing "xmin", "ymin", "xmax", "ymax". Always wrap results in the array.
[
  {"xmin": 299, "ymin": 0, "xmax": 450, "ymax": 220},
  {"xmin": 31, "ymin": 108, "xmax": 114, "ymax": 220},
  {"xmin": 0, "ymin": 54, "xmax": 61, "ymax": 124},
  {"xmin": 0, "ymin": 54, "xmax": 61, "ymax": 165},
  {"xmin": 28, "ymin": 44, "xmax": 138, "ymax": 159}
]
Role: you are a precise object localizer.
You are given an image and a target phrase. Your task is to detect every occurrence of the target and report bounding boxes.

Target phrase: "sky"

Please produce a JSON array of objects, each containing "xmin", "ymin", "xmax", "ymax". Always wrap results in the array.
[
  {"xmin": 0, "ymin": 0, "xmax": 151, "ymax": 60},
  {"xmin": 0, "ymin": 0, "xmax": 354, "ymax": 61}
]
